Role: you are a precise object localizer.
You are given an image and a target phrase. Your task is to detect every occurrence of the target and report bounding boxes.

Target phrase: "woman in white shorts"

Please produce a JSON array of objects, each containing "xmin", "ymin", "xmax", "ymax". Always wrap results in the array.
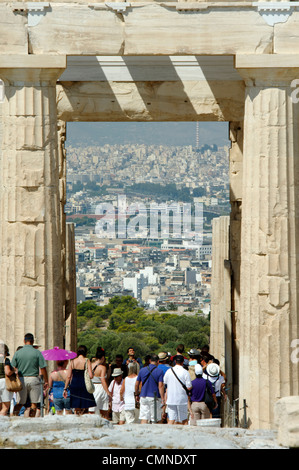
[
  {"xmin": 120, "ymin": 362, "xmax": 139, "ymax": 424},
  {"xmin": 0, "ymin": 344, "xmax": 17, "ymax": 416},
  {"xmin": 89, "ymin": 348, "xmax": 111, "ymax": 418}
]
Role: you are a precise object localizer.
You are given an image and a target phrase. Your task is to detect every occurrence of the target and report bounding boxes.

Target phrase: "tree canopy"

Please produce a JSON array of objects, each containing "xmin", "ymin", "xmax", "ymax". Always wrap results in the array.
[{"xmin": 76, "ymin": 296, "xmax": 210, "ymax": 362}]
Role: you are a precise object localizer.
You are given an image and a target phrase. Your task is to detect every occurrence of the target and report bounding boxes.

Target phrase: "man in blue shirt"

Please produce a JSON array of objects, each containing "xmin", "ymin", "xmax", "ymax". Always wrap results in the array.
[
  {"xmin": 135, "ymin": 354, "xmax": 165, "ymax": 424},
  {"xmin": 157, "ymin": 351, "xmax": 171, "ymax": 376},
  {"xmin": 123, "ymin": 347, "xmax": 143, "ymax": 371}
]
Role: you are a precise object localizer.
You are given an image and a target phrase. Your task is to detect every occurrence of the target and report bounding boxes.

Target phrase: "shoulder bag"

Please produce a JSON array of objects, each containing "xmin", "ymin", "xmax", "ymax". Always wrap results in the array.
[
  {"xmin": 5, "ymin": 371, "xmax": 23, "ymax": 392},
  {"xmin": 84, "ymin": 359, "xmax": 95, "ymax": 394},
  {"xmin": 171, "ymin": 367, "xmax": 191, "ymax": 396},
  {"xmin": 135, "ymin": 366, "xmax": 158, "ymax": 404},
  {"xmin": 142, "ymin": 365, "xmax": 158, "ymax": 387}
]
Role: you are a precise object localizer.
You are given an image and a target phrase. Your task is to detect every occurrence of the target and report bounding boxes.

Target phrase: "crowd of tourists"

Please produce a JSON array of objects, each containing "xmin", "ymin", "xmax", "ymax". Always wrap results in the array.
[{"xmin": 0, "ymin": 333, "xmax": 227, "ymax": 425}]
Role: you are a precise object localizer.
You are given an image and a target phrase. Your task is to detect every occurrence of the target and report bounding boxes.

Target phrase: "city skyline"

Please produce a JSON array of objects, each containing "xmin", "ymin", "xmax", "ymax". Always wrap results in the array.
[
  {"xmin": 65, "ymin": 139, "xmax": 227, "ymax": 314},
  {"xmin": 66, "ymin": 121, "xmax": 229, "ymax": 148}
]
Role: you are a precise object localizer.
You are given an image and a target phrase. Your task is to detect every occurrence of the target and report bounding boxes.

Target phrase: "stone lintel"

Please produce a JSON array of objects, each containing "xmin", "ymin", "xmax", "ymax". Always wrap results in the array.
[
  {"xmin": 60, "ymin": 55, "xmax": 243, "ymax": 82},
  {"xmin": 56, "ymin": 79, "xmax": 245, "ymax": 122}
]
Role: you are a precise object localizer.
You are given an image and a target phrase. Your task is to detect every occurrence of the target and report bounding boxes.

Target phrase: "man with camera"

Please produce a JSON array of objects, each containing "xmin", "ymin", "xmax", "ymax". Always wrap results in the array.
[{"xmin": 122, "ymin": 347, "xmax": 143, "ymax": 371}]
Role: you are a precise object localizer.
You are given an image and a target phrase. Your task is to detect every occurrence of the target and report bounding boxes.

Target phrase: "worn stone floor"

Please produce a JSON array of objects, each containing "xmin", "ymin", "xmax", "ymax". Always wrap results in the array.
[{"xmin": 0, "ymin": 415, "xmax": 288, "ymax": 451}]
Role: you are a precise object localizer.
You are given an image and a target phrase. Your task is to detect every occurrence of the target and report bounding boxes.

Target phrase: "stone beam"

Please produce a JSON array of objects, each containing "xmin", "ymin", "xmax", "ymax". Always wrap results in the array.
[
  {"xmin": 2, "ymin": 2, "xmax": 299, "ymax": 56},
  {"xmin": 0, "ymin": 4, "xmax": 27, "ymax": 54},
  {"xmin": 59, "ymin": 55, "xmax": 244, "ymax": 82},
  {"xmin": 56, "ymin": 56, "xmax": 244, "ymax": 122},
  {"xmin": 57, "ymin": 80, "xmax": 245, "ymax": 123},
  {"xmin": 0, "ymin": 2, "xmax": 279, "ymax": 56}
]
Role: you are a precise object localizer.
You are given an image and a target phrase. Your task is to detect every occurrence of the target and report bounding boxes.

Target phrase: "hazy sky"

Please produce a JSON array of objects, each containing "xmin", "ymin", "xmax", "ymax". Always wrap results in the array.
[{"xmin": 66, "ymin": 122, "xmax": 229, "ymax": 148}]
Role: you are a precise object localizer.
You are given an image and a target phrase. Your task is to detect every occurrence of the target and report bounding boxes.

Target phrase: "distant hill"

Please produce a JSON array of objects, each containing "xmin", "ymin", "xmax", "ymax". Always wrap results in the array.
[{"xmin": 66, "ymin": 122, "xmax": 229, "ymax": 148}]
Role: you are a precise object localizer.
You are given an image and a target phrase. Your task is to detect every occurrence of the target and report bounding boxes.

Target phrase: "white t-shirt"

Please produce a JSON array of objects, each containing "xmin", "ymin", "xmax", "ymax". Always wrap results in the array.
[
  {"xmin": 163, "ymin": 365, "xmax": 192, "ymax": 405},
  {"xmin": 123, "ymin": 376, "xmax": 137, "ymax": 410}
]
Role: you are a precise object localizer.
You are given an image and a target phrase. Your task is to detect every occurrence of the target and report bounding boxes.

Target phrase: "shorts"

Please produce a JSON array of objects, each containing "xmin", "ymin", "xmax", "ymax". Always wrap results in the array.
[
  {"xmin": 53, "ymin": 397, "xmax": 71, "ymax": 412},
  {"xmin": 139, "ymin": 396, "xmax": 162, "ymax": 422},
  {"xmin": 89, "ymin": 383, "xmax": 109, "ymax": 413},
  {"xmin": 124, "ymin": 408, "xmax": 139, "ymax": 424},
  {"xmin": 112, "ymin": 409, "xmax": 126, "ymax": 424},
  {"xmin": 167, "ymin": 404, "xmax": 188, "ymax": 423},
  {"xmin": 0, "ymin": 377, "xmax": 13, "ymax": 403},
  {"xmin": 18, "ymin": 376, "xmax": 42, "ymax": 405}
]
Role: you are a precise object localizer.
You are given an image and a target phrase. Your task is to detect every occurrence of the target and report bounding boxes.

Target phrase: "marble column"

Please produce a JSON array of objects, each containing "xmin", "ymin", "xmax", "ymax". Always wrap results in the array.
[
  {"xmin": 65, "ymin": 222, "xmax": 77, "ymax": 352},
  {"xmin": 210, "ymin": 216, "xmax": 232, "ymax": 400},
  {"xmin": 236, "ymin": 57, "xmax": 299, "ymax": 429},
  {"xmin": 0, "ymin": 55, "xmax": 66, "ymax": 353},
  {"xmin": 229, "ymin": 121, "xmax": 243, "ymax": 400},
  {"xmin": 57, "ymin": 119, "xmax": 67, "ymax": 346}
]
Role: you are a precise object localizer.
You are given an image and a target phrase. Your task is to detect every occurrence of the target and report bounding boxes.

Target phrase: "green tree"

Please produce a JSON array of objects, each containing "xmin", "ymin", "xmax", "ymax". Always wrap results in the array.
[
  {"xmin": 77, "ymin": 300, "xmax": 99, "ymax": 317},
  {"xmin": 76, "ymin": 297, "xmax": 210, "ymax": 362},
  {"xmin": 154, "ymin": 324, "xmax": 179, "ymax": 344},
  {"xmin": 167, "ymin": 302, "xmax": 178, "ymax": 311},
  {"xmin": 109, "ymin": 313, "xmax": 124, "ymax": 330}
]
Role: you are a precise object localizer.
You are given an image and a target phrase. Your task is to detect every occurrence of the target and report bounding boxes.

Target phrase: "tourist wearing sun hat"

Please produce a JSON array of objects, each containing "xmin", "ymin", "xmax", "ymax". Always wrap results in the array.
[
  {"xmin": 187, "ymin": 348, "xmax": 201, "ymax": 381},
  {"xmin": 204, "ymin": 361, "xmax": 226, "ymax": 419},
  {"xmin": 108, "ymin": 368, "xmax": 125, "ymax": 424},
  {"xmin": 188, "ymin": 363, "xmax": 217, "ymax": 425},
  {"xmin": 157, "ymin": 352, "xmax": 171, "ymax": 376}
]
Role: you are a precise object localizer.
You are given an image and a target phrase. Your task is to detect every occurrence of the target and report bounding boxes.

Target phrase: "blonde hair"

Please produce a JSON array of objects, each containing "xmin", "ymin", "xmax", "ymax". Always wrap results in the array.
[{"xmin": 128, "ymin": 362, "xmax": 138, "ymax": 375}]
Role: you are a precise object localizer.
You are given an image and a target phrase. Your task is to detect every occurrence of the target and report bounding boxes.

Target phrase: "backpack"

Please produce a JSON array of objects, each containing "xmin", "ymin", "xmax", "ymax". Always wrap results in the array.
[{"xmin": 204, "ymin": 379, "xmax": 215, "ymax": 411}]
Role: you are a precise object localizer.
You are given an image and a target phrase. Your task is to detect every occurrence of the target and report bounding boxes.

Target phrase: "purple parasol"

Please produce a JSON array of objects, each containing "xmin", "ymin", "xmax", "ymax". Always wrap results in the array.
[{"xmin": 42, "ymin": 346, "xmax": 77, "ymax": 361}]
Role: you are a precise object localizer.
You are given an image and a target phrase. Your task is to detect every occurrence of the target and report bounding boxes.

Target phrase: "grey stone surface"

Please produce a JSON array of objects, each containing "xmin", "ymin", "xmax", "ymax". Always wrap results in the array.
[{"xmin": 0, "ymin": 415, "xmax": 288, "ymax": 450}]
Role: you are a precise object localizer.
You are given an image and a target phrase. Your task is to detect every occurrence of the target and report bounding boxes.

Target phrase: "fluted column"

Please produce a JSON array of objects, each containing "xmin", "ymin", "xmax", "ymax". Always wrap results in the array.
[
  {"xmin": 0, "ymin": 56, "xmax": 66, "ymax": 353},
  {"xmin": 229, "ymin": 121, "xmax": 243, "ymax": 400},
  {"xmin": 57, "ymin": 119, "xmax": 67, "ymax": 345},
  {"xmin": 65, "ymin": 222, "xmax": 77, "ymax": 352},
  {"xmin": 210, "ymin": 215, "xmax": 232, "ymax": 400},
  {"xmin": 236, "ymin": 57, "xmax": 299, "ymax": 429}
]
